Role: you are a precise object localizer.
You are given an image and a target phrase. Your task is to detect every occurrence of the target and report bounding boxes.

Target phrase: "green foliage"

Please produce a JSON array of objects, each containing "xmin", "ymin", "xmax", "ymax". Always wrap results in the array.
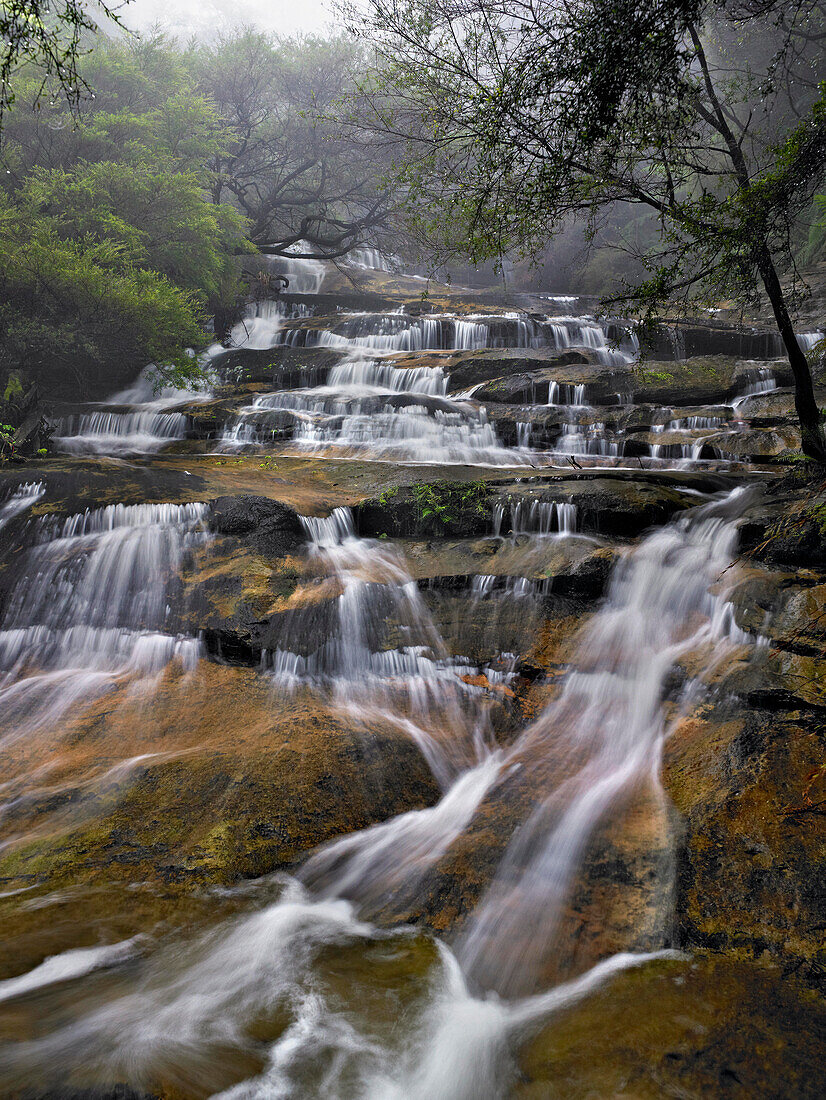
[
  {"xmin": 0, "ymin": 35, "xmax": 253, "ymax": 392},
  {"xmin": 3, "ymin": 371, "xmax": 23, "ymax": 401},
  {"xmin": 0, "ymin": 0, "xmax": 126, "ymax": 128},
  {"xmin": 803, "ymin": 195, "xmax": 826, "ymax": 265},
  {"xmin": 0, "ymin": 193, "xmax": 210, "ymax": 386},
  {"xmin": 358, "ymin": 0, "xmax": 826, "ymax": 456},
  {"xmin": 409, "ymin": 480, "xmax": 491, "ymax": 526},
  {"xmin": 0, "ymin": 421, "xmax": 16, "ymax": 461},
  {"xmin": 639, "ymin": 369, "xmax": 675, "ymax": 383},
  {"xmin": 808, "ymin": 502, "xmax": 826, "ymax": 537}
]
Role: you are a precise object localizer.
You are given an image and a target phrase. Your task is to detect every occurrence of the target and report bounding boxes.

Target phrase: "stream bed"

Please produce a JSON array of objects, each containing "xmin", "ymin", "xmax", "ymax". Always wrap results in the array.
[{"xmin": 0, "ymin": 277, "xmax": 824, "ymax": 1098}]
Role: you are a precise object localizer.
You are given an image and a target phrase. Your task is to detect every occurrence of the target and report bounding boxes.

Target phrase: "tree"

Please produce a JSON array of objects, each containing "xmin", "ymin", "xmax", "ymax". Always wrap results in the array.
[
  {"xmin": 0, "ymin": 0, "xmax": 129, "ymax": 131},
  {"xmin": 353, "ymin": 0, "xmax": 826, "ymax": 459},
  {"xmin": 189, "ymin": 29, "xmax": 402, "ymax": 260},
  {"xmin": 0, "ymin": 193, "xmax": 209, "ymax": 395},
  {"xmin": 0, "ymin": 34, "xmax": 252, "ymax": 395}
]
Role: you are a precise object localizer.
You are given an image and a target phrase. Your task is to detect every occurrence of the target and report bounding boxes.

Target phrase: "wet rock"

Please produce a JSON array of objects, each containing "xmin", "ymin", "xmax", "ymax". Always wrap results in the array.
[
  {"xmin": 499, "ymin": 476, "xmax": 713, "ymax": 538},
  {"xmin": 749, "ymin": 502, "xmax": 826, "ymax": 568},
  {"xmin": 209, "ymin": 345, "xmax": 340, "ymax": 385},
  {"xmin": 700, "ymin": 425, "xmax": 800, "ymax": 458},
  {"xmin": 0, "ymin": 665, "xmax": 440, "ymax": 981},
  {"xmin": 630, "ymin": 354, "xmax": 790, "ymax": 406},
  {"xmin": 663, "ymin": 693, "xmax": 826, "ymax": 973},
  {"xmin": 19, "ymin": 1089, "xmax": 158, "ymax": 1100},
  {"xmin": 650, "ymin": 320, "xmax": 789, "ymax": 360},
  {"xmin": 441, "ymin": 350, "xmax": 632, "ymax": 404},
  {"xmin": 356, "ymin": 480, "xmax": 495, "ymax": 539},
  {"xmin": 734, "ymin": 387, "xmax": 798, "ymax": 425},
  {"xmin": 547, "ymin": 545, "xmax": 616, "ymax": 597},
  {"xmin": 209, "ymin": 495, "xmax": 305, "ymax": 556},
  {"xmin": 517, "ymin": 955, "xmax": 826, "ymax": 1099}
]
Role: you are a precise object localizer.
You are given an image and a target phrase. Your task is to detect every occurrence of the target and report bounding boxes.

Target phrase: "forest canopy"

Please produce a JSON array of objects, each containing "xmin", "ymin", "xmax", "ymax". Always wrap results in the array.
[{"xmin": 0, "ymin": 27, "xmax": 400, "ymax": 392}]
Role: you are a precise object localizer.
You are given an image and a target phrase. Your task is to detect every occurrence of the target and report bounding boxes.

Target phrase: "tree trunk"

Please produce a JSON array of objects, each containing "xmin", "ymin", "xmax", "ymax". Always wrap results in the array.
[{"xmin": 757, "ymin": 246, "xmax": 825, "ymax": 463}]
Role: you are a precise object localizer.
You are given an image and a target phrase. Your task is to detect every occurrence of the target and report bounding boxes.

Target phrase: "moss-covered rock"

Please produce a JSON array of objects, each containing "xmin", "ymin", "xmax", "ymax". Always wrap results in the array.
[{"xmin": 516, "ymin": 954, "xmax": 826, "ymax": 1098}]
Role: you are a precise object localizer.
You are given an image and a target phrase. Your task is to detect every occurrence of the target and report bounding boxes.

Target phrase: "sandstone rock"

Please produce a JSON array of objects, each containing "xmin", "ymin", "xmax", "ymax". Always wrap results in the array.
[{"xmin": 517, "ymin": 955, "xmax": 826, "ymax": 1099}]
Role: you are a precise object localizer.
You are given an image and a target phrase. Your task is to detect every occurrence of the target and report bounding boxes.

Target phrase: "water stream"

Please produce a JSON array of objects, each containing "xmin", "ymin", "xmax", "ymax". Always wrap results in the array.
[
  {"xmin": 0, "ymin": 501, "xmax": 208, "ymax": 739},
  {"xmin": 0, "ymin": 484, "xmax": 759, "ymax": 1097},
  {"xmin": 0, "ymin": 275, "xmax": 793, "ymax": 1095}
]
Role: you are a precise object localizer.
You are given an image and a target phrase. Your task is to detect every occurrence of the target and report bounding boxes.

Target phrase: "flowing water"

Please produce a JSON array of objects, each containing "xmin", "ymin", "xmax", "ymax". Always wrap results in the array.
[
  {"xmin": 0, "ymin": 501, "xmax": 208, "ymax": 738},
  {"xmin": 0, "ymin": 280, "xmax": 790, "ymax": 1096},
  {"xmin": 50, "ymin": 366, "xmax": 213, "ymax": 455},
  {"xmin": 0, "ymin": 477, "xmax": 759, "ymax": 1096}
]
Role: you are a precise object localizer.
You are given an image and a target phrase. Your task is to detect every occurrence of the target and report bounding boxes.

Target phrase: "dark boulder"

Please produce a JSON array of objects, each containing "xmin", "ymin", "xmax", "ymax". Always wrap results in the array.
[{"xmin": 210, "ymin": 495, "xmax": 305, "ymax": 556}]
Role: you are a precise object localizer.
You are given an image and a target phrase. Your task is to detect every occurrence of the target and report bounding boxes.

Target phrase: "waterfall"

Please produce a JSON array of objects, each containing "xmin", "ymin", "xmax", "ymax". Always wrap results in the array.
[
  {"xmin": 265, "ymin": 507, "xmax": 495, "ymax": 784},
  {"xmin": 325, "ymin": 357, "xmax": 447, "ymax": 395},
  {"xmin": 547, "ymin": 382, "xmax": 587, "ymax": 405},
  {"xmin": 0, "ymin": 489, "xmax": 761, "ymax": 1097},
  {"xmin": 221, "ymin": 351, "xmax": 534, "ymax": 466},
  {"xmin": 553, "ymin": 422, "xmax": 620, "ymax": 456},
  {"xmin": 457, "ymin": 487, "xmax": 755, "ymax": 994},
  {"xmin": 0, "ymin": 501, "xmax": 208, "ymax": 737},
  {"xmin": 667, "ymin": 415, "xmax": 725, "ymax": 430},
  {"xmin": 50, "ymin": 362, "xmax": 214, "ymax": 456},
  {"xmin": 51, "ymin": 410, "xmax": 188, "ymax": 455},
  {"xmin": 505, "ymin": 499, "xmax": 579, "ymax": 536},
  {"xmin": 261, "ymin": 244, "xmax": 327, "ymax": 295},
  {"xmin": 225, "ymin": 299, "xmax": 288, "ymax": 350},
  {"xmin": 0, "ymin": 481, "xmax": 45, "ymax": 530},
  {"xmin": 736, "ymin": 366, "xmax": 777, "ymax": 399},
  {"xmin": 347, "ymin": 246, "xmax": 396, "ymax": 271},
  {"xmin": 274, "ymin": 311, "xmax": 639, "ymax": 365}
]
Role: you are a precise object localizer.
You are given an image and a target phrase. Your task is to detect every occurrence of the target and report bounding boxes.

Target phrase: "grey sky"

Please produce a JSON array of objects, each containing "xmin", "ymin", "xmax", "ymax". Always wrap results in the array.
[{"xmin": 118, "ymin": 0, "xmax": 337, "ymax": 38}]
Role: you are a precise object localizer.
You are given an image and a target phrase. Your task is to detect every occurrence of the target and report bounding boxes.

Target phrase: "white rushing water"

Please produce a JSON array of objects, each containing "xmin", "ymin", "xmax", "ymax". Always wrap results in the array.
[
  {"xmin": 266, "ymin": 507, "xmax": 496, "ymax": 786},
  {"xmin": 221, "ymin": 351, "xmax": 535, "ymax": 466},
  {"xmin": 51, "ymin": 409, "xmax": 190, "ymax": 455},
  {"xmin": 493, "ymin": 498, "xmax": 579, "ymax": 537},
  {"xmin": 0, "ymin": 501, "xmax": 209, "ymax": 738},
  {"xmin": 0, "ymin": 481, "xmax": 45, "ymax": 530},
  {"xmin": 0, "ymin": 488, "xmax": 759, "ymax": 1097},
  {"xmin": 0, "ymin": 871, "xmax": 675, "ymax": 1099},
  {"xmin": 50, "ymin": 365, "xmax": 215, "ymax": 456},
  {"xmin": 456, "ymin": 487, "xmax": 755, "ymax": 994},
  {"xmin": 272, "ymin": 311, "xmax": 638, "ymax": 365}
]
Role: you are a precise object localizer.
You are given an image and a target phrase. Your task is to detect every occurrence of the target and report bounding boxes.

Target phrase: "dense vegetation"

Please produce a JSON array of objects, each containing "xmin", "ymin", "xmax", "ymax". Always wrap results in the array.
[{"xmin": 0, "ymin": 29, "xmax": 398, "ymax": 396}]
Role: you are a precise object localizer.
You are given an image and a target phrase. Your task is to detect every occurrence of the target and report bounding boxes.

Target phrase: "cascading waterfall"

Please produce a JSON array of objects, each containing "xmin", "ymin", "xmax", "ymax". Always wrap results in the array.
[
  {"xmin": 457, "ymin": 487, "xmax": 755, "ymax": 994},
  {"xmin": 0, "ymin": 481, "xmax": 45, "ymax": 529},
  {"xmin": 274, "ymin": 311, "xmax": 638, "ymax": 365},
  {"xmin": 51, "ymin": 410, "xmax": 188, "ymax": 455},
  {"xmin": 50, "ymin": 364, "xmax": 214, "ymax": 456},
  {"xmin": 347, "ymin": 245, "xmax": 397, "ymax": 271},
  {"xmin": 546, "ymin": 382, "xmax": 587, "ymax": 405},
  {"xmin": 265, "ymin": 507, "xmax": 496, "ymax": 785},
  {"xmin": 0, "ymin": 488, "xmax": 759, "ymax": 1098},
  {"xmin": 0, "ymin": 501, "xmax": 208, "ymax": 738},
  {"xmin": 553, "ymin": 421, "xmax": 620, "ymax": 456},
  {"xmin": 220, "ymin": 352, "xmax": 536, "ymax": 466},
  {"xmin": 736, "ymin": 366, "xmax": 777, "ymax": 399},
  {"xmin": 493, "ymin": 499, "xmax": 579, "ymax": 537},
  {"xmin": 259, "ymin": 243, "xmax": 327, "ymax": 295},
  {"xmin": 667, "ymin": 415, "xmax": 725, "ymax": 430}
]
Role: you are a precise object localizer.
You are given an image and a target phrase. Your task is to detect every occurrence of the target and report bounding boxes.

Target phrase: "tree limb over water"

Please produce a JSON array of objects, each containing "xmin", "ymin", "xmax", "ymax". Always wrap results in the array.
[{"xmin": 351, "ymin": 0, "xmax": 826, "ymax": 458}]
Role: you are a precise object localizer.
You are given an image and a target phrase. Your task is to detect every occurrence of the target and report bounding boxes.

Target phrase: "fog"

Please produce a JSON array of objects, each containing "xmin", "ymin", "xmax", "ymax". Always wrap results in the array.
[{"xmin": 119, "ymin": 0, "xmax": 335, "ymax": 37}]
